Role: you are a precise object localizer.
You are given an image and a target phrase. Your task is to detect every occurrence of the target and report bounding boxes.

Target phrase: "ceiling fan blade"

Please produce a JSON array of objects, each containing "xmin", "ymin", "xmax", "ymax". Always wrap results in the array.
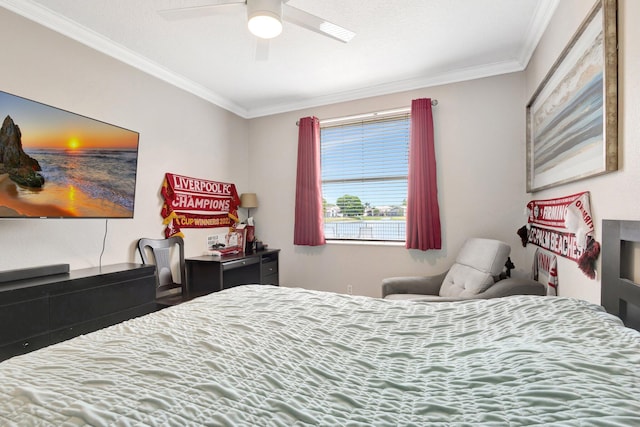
[
  {"xmin": 282, "ymin": 4, "xmax": 355, "ymax": 43},
  {"xmin": 255, "ymin": 38, "xmax": 270, "ymax": 61},
  {"xmin": 156, "ymin": 0, "xmax": 245, "ymax": 21}
]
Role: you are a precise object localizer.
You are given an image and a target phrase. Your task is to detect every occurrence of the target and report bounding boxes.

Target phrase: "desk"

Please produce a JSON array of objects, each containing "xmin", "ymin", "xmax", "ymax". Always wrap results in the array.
[{"xmin": 186, "ymin": 249, "xmax": 279, "ymax": 298}]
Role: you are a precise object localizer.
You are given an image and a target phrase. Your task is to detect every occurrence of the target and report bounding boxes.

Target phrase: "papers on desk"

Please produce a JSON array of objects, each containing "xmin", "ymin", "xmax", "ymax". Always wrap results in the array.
[
  {"xmin": 204, "ymin": 248, "xmax": 242, "ymax": 256},
  {"xmin": 205, "ymin": 228, "xmax": 244, "ymax": 256}
]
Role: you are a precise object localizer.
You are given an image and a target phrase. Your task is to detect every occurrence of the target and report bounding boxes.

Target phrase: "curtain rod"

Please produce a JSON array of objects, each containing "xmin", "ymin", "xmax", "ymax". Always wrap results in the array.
[{"xmin": 296, "ymin": 99, "xmax": 438, "ymax": 126}]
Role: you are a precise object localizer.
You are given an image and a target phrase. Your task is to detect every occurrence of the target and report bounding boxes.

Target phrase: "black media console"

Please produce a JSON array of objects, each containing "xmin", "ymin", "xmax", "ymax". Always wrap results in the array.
[{"xmin": 0, "ymin": 263, "xmax": 156, "ymax": 361}]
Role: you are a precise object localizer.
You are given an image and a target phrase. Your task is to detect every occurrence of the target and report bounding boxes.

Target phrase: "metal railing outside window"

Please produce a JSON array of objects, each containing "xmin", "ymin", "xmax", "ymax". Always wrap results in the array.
[{"xmin": 323, "ymin": 220, "xmax": 406, "ymax": 241}]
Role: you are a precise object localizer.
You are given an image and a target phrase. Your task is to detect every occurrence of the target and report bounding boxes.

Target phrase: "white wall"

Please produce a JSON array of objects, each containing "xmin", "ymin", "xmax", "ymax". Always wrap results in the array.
[
  {"xmin": 249, "ymin": 0, "xmax": 639, "ymax": 303},
  {"xmin": 248, "ymin": 73, "xmax": 530, "ymax": 297},
  {"xmin": 524, "ymin": 0, "xmax": 640, "ymax": 303},
  {"xmin": 3, "ymin": 0, "xmax": 636, "ymax": 304},
  {"xmin": 0, "ymin": 8, "xmax": 249, "ymax": 272}
]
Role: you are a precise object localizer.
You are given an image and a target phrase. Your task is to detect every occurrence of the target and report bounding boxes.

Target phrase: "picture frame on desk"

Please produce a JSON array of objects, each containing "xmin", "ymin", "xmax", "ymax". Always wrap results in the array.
[
  {"xmin": 244, "ymin": 225, "xmax": 255, "ymax": 254},
  {"xmin": 205, "ymin": 230, "xmax": 244, "ymax": 256},
  {"xmin": 226, "ymin": 229, "xmax": 245, "ymax": 251}
]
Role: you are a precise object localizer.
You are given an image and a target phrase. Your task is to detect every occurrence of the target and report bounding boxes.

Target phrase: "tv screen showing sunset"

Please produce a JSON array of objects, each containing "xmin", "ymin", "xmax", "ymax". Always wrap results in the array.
[{"xmin": 0, "ymin": 90, "xmax": 139, "ymax": 218}]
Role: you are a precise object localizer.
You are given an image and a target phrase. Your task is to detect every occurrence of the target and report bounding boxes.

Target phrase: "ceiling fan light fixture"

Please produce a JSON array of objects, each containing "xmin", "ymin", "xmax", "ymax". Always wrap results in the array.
[{"xmin": 247, "ymin": 0, "xmax": 283, "ymax": 39}]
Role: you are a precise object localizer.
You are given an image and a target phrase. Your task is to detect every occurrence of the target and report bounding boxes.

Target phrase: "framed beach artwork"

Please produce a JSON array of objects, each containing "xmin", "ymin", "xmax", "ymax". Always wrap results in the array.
[
  {"xmin": 526, "ymin": 0, "xmax": 617, "ymax": 193},
  {"xmin": 0, "ymin": 90, "xmax": 140, "ymax": 218}
]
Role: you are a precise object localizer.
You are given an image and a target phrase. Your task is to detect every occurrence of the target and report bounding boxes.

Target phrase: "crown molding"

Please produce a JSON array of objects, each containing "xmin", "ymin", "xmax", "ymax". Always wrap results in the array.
[
  {"xmin": 0, "ymin": 0, "xmax": 559, "ymax": 120},
  {"xmin": 244, "ymin": 0, "xmax": 559, "ymax": 118},
  {"xmin": 517, "ymin": 0, "xmax": 560, "ymax": 68},
  {"xmin": 243, "ymin": 59, "xmax": 525, "ymax": 118},
  {"xmin": 0, "ymin": 0, "xmax": 249, "ymax": 117}
]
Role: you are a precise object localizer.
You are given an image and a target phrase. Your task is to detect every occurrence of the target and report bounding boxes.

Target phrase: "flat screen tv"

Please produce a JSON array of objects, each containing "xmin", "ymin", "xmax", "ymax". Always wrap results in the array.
[{"xmin": 0, "ymin": 90, "xmax": 139, "ymax": 218}]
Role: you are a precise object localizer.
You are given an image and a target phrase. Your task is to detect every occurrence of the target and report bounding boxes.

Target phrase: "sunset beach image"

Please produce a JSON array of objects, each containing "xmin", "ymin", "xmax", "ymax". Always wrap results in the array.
[{"xmin": 0, "ymin": 91, "xmax": 139, "ymax": 218}]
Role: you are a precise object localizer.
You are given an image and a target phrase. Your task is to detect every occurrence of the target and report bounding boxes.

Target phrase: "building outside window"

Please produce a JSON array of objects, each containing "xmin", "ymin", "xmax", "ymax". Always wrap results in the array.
[{"xmin": 320, "ymin": 109, "xmax": 410, "ymax": 242}]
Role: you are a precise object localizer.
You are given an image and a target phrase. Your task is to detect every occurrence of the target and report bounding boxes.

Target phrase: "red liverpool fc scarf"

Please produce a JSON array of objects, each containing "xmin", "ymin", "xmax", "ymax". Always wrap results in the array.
[{"xmin": 161, "ymin": 173, "xmax": 240, "ymax": 238}]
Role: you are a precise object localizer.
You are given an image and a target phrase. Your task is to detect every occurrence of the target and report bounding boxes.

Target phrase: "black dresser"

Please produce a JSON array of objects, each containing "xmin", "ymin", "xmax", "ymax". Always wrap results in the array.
[{"xmin": 0, "ymin": 263, "xmax": 156, "ymax": 361}]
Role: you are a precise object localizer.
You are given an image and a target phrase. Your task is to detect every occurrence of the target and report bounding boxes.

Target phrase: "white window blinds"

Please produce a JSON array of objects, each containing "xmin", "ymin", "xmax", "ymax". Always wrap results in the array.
[{"xmin": 320, "ymin": 111, "xmax": 410, "ymax": 241}]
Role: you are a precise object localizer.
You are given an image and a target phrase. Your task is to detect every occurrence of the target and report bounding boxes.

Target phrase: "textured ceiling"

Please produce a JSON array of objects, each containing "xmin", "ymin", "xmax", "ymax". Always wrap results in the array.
[{"xmin": 0, "ymin": 0, "xmax": 559, "ymax": 118}]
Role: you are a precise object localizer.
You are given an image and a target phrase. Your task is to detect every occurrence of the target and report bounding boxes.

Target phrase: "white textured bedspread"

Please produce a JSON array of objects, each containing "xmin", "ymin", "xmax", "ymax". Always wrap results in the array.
[{"xmin": 1, "ymin": 286, "xmax": 639, "ymax": 426}]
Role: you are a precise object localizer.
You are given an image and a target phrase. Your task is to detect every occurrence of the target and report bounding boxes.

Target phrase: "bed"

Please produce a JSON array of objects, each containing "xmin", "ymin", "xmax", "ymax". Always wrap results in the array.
[{"xmin": 0, "ymin": 223, "xmax": 639, "ymax": 425}]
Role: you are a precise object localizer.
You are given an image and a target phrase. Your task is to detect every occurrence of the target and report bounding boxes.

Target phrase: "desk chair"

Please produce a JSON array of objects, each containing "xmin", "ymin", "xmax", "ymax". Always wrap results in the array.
[{"xmin": 137, "ymin": 236, "xmax": 187, "ymax": 308}]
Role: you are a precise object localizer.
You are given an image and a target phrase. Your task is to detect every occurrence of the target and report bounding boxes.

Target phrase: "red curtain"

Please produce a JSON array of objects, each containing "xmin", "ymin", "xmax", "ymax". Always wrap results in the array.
[
  {"xmin": 405, "ymin": 98, "xmax": 441, "ymax": 250},
  {"xmin": 294, "ymin": 116, "xmax": 326, "ymax": 246}
]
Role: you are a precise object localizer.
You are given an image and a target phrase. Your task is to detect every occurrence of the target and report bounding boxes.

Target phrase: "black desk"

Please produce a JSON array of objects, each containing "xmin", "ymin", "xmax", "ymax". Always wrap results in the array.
[{"xmin": 186, "ymin": 249, "xmax": 279, "ymax": 298}]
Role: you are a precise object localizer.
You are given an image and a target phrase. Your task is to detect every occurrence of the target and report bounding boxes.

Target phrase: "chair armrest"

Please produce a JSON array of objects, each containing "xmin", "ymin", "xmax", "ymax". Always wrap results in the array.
[
  {"xmin": 381, "ymin": 271, "xmax": 447, "ymax": 298},
  {"xmin": 475, "ymin": 277, "xmax": 546, "ymax": 299}
]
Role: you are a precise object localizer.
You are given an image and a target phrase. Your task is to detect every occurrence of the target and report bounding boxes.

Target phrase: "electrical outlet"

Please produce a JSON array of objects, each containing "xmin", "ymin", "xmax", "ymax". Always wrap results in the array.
[{"xmin": 347, "ymin": 284, "xmax": 353, "ymax": 295}]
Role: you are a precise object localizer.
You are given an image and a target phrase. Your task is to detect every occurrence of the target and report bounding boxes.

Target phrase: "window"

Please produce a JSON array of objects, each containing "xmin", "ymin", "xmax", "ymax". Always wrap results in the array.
[{"xmin": 320, "ymin": 109, "xmax": 410, "ymax": 242}]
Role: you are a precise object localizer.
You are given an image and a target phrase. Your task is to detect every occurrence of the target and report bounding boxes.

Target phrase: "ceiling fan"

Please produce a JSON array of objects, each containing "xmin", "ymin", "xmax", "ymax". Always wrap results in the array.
[{"xmin": 157, "ymin": 0, "xmax": 356, "ymax": 43}]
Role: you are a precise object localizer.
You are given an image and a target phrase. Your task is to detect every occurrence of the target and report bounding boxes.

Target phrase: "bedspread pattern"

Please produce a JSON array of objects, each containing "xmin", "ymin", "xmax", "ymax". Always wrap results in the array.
[{"xmin": 0, "ymin": 286, "xmax": 639, "ymax": 426}]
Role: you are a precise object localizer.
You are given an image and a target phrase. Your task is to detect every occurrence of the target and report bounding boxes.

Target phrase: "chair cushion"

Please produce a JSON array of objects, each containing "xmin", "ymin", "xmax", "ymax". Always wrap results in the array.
[
  {"xmin": 439, "ymin": 264, "xmax": 495, "ymax": 297},
  {"xmin": 456, "ymin": 238, "xmax": 510, "ymax": 275},
  {"xmin": 439, "ymin": 238, "xmax": 510, "ymax": 298}
]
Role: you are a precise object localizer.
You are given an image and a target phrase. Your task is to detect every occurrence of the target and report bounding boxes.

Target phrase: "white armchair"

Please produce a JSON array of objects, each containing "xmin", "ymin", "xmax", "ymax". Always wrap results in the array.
[{"xmin": 382, "ymin": 238, "xmax": 545, "ymax": 301}]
